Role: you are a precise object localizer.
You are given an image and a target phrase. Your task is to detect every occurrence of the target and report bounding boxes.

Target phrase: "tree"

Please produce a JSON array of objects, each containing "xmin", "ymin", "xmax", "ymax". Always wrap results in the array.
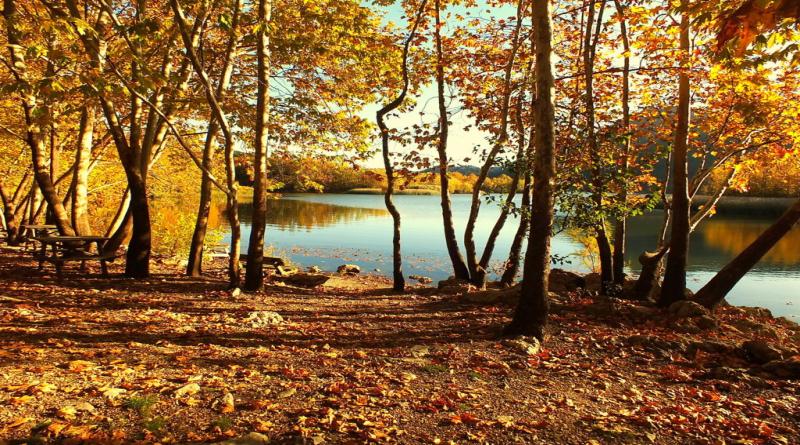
[
  {"xmin": 244, "ymin": 0, "xmax": 273, "ymax": 291},
  {"xmin": 505, "ymin": 0, "xmax": 556, "ymax": 341},
  {"xmin": 376, "ymin": 0, "xmax": 428, "ymax": 292},
  {"xmin": 659, "ymin": 0, "xmax": 692, "ymax": 307},
  {"xmin": 433, "ymin": 0, "xmax": 470, "ymax": 281}
]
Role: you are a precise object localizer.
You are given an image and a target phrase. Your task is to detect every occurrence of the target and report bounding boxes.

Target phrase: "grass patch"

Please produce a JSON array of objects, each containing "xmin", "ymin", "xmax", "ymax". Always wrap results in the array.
[
  {"xmin": 421, "ymin": 364, "xmax": 449, "ymax": 374},
  {"xmin": 125, "ymin": 395, "xmax": 158, "ymax": 416},
  {"xmin": 143, "ymin": 416, "xmax": 166, "ymax": 434},
  {"xmin": 211, "ymin": 416, "xmax": 234, "ymax": 431}
]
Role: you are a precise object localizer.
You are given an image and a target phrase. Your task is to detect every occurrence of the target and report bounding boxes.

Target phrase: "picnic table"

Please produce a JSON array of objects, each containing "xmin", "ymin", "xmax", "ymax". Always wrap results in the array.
[
  {"xmin": 33, "ymin": 235, "xmax": 118, "ymax": 278},
  {"xmin": 21, "ymin": 224, "xmax": 58, "ymax": 249}
]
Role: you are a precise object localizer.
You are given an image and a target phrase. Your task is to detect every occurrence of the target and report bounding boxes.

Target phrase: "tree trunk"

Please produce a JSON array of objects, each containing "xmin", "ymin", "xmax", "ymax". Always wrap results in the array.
[
  {"xmin": 504, "ymin": 0, "xmax": 555, "ymax": 341},
  {"xmin": 500, "ymin": 171, "xmax": 532, "ymax": 286},
  {"xmin": 659, "ymin": 4, "xmax": 692, "ymax": 307},
  {"xmin": 464, "ymin": 0, "xmax": 525, "ymax": 285},
  {"xmin": 125, "ymin": 173, "xmax": 150, "ymax": 277},
  {"xmin": 186, "ymin": 120, "xmax": 219, "ymax": 277},
  {"xmin": 0, "ymin": 180, "xmax": 21, "ymax": 244},
  {"xmin": 612, "ymin": 0, "xmax": 631, "ymax": 285},
  {"xmin": 245, "ymin": 0, "xmax": 272, "ymax": 291},
  {"xmin": 72, "ymin": 105, "xmax": 94, "ymax": 235},
  {"xmin": 376, "ymin": 0, "xmax": 428, "ymax": 292},
  {"xmin": 695, "ymin": 198, "xmax": 800, "ymax": 308},
  {"xmin": 434, "ymin": 0, "xmax": 470, "ymax": 280},
  {"xmin": 582, "ymin": 0, "xmax": 613, "ymax": 292}
]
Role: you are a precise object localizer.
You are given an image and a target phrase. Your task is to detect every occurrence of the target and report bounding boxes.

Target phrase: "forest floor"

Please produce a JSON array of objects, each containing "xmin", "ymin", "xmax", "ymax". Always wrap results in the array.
[{"xmin": 0, "ymin": 246, "xmax": 799, "ymax": 445}]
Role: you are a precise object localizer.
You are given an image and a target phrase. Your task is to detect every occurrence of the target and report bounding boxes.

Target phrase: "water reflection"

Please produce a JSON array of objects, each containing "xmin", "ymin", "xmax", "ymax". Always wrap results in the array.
[
  {"xmin": 701, "ymin": 219, "xmax": 800, "ymax": 265},
  {"xmin": 239, "ymin": 197, "xmax": 387, "ymax": 231}
]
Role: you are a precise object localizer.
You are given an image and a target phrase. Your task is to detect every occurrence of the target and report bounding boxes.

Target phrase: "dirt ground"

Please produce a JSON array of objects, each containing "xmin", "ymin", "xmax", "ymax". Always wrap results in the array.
[{"xmin": 0, "ymin": 246, "xmax": 799, "ymax": 444}]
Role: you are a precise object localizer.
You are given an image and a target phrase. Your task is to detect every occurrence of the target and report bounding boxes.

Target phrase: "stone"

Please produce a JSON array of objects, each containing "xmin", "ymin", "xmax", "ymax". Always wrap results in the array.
[
  {"xmin": 307, "ymin": 265, "xmax": 322, "ymax": 273},
  {"xmin": 626, "ymin": 304, "xmax": 660, "ymax": 320},
  {"xmin": 212, "ymin": 432, "xmax": 270, "ymax": 445},
  {"xmin": 175, "ymin": 383, "xmax": 201, "ymax": 398},
  {"xmin": 548, "ymin": 269, "xmax": 586, "ymax": 292},
  {"xmin": 461, "ymin": 287, "xmax": 519, "ymax": 304},
  {"xmin": 741, "ymin": 340, "xmax": 784, "ymax": 364},
  {"xmin": 760, "ymin": 357, "xmax": 800, "ymax": 379},
  {"xmin": 246, "ymin": 311, "xmax": 284, "ymax": 327},
  {"xmin": 284, "ymin": 273, "xmax": 330, "ymax": 288},
  {"xmin": 437, "ymin": 278, "xmax": 475, "ymax": 295},
  {"xmin": 583, "ymin": 272, "xmax": 602, "ymax": 291},
  {"xmin": 502, "ymin": 337, "xmax": 542, "ymax": 356},
  {"xmin": 667, "ymin": 300, "xmax": 709, "ymax": 318},
  {"xmin": 687, "ymin": 340, "xmax": 735, "ymax": 355},
  {"xmin": 409, "ymin": 275, "xmax": 433, "ymax": 284},
  {"xmin": 627, "ymin": 334, "xmax": 686, "ymax": 353},
  {"xmin": 695, "ymin": 315, "xmax": 718, "ymax": 330},
  {"xmin": 337, "ymin": 264, "xmax": 361, "ymax": 275}
]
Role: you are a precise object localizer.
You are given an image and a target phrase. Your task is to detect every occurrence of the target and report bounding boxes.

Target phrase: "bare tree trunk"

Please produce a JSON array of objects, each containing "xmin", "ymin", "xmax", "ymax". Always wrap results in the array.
[
  {"xmin": 695, "ymin": 198, "xmax": 800, "ymax": 308},
  {"xmin": 505, "ymin": 0, "xmax": 555, "ymax": 341},
  {"xmin": 0, "ymin": 180, "xmax": 21, "ymax": 244},
  {"xmin": 72, "ymin": 105, "xmax": 94, "ymax": 235},
  {"xmin": 659, "ymin": 3, "xmax": 692, "ymax": 307},
  {"xmin": 245, "ymin": 0, "xmax": 272, "ymax": 291},
  {"xmin": 582, "ymin": 0, "xmax": 614, "ymax": 293},
  {"xmin": 500, "ymin": 171, "xmax": 532, "ymax": 286},
  {"xmin": 186, "ymin": 120, "xmax": 219, "ymax": 277},
  {"xmin": 171, "ymin": 0, "xmax": 242, "ymax": 287},
  {"xmin": 612, "ymin": 0, "xmax": 630, "ymax": 285},
  {"xmin": 434, "ymin": 0, "xmax": 470, "ymax": 280},
  {"xmin": 476, "ymin": 96, "xmax": 529, "ymax": 287},
  {"xmin": 376, "ymin": 0, "xmax": 428, "ymax": 292},
  {"xmin": 188, "ymin": 1, "xmax": 241, "ymax": 278},
  {"xmin": 464, "ymin": 0, "xmax": 525, "ymax": 286}
]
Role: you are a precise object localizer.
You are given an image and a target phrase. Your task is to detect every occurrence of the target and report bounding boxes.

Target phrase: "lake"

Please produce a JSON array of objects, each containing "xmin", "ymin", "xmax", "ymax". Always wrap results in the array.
[{"xmin": 230, "ymin": 193, "xmax": 800, "ymax": 321}]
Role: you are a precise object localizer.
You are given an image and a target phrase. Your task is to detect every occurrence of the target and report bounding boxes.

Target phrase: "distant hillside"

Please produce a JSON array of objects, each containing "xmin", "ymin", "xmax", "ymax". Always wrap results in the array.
[{"xmin": 422, "ymin": 164, "xmax": 509, "ymax": 178}]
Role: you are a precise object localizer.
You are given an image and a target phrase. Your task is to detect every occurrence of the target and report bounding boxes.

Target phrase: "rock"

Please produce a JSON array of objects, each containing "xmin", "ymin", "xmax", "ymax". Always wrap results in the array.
[
  {"xmin": 626, "ymin": 304, "xmax": 660, "ymax": 320},
  {"xmin": 212, "ymin": 432, "xmax": 270, "ymax": 445},
  {"xmin": 548, "ymin": 269, "xmax": 586, "ymax": 292},
  {"xmin": 461, "ymin": 286, "xmax": 519, "ymax": 304},
  {"xmin": 670, "ymin": 318, "xmax": 702, "ymax": 334},
  {"xmin": 175, "ymin": 383, "xmax": 201, "ymax": 398},
  {"xmin": 246, "ymin": 311, "xmax": 284, "ymax": 327},
  {"xmin": 583, "ymin": 272, "xmax": 602, "ymax": 291},
  {"xmin": 502, "ymin": 337, "xmax": 542, "ymax": 356},
  {"xmin": 667, "ymin": 300, "xmax": 709, "ymax": 318},
  {"xmin": 687, "ymin": 340, "xmax": 735, "ymax": 355},
  {"xmin": 741, "ymin": 340, "xmax": 784, "ymax": 364},
  {"xmin": 337, "ymin": 264, "xmax": 361, "ymax": 275},
  {"xmin": 437, "ymin": 278, "xmax": 475, "ymax": 295},
  {"xmin": 307, "ymin": 265, "xmax": 322, "ymax": 273},
  {"xmin": 584, "ymin": 300, "xmax": 617, "ymax": 318},
  {"xmin": 409, "ymin": 275, "xmax": 433, "ymax": 284},
  {"xmin": 217, "ymin": 392, "xmax": 235, "ymax": 413},
  {"xmin": 695, "ymin": 315, "xmax": 718, "ymax": 330},
  {"xmin": 760, "ymin": 357, "xmax": 800, "ymax": 379},
  {"xmin": 284, "ymin": 273, "xmax": 330, "ymax": 288},
  {"xmin": 627, "ymin": 334, "xmax": 686, "ymax": 353},
  {"xmin": 410, "ymin": 345, "xmax": 430, "ymax": 357}
]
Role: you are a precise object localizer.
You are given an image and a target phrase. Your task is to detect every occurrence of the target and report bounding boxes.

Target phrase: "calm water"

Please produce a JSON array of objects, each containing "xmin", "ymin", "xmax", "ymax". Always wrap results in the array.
[{"xmin": 230, "ymin": 193, "xmax": 800, "ymax": 321}]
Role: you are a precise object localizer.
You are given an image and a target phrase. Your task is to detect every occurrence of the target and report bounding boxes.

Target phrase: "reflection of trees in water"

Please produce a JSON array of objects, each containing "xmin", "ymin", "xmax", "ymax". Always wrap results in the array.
[
  {"xmin": 237, "ymin": 198, "xmax": 388, "ymax": 231},
  {"xmin": 701, "ymin": 220, "xmax": 800, "ymax": 265}
]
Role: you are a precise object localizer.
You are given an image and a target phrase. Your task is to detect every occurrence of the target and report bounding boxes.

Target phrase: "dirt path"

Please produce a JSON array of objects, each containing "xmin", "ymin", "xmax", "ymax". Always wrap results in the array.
[{"xmin": 0, "ymin": 246, "xmax": 798, "ymax": 444}]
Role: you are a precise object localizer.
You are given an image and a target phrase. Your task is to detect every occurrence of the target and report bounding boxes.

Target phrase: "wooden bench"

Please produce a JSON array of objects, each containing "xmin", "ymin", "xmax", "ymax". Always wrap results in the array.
[
  {"xmin": 239, "ymin": 254, "xmax": 298, "ymax": 277},
  {"xmin": 33, "ymin": 236, "xmax": 120, "ymax": 278}
]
